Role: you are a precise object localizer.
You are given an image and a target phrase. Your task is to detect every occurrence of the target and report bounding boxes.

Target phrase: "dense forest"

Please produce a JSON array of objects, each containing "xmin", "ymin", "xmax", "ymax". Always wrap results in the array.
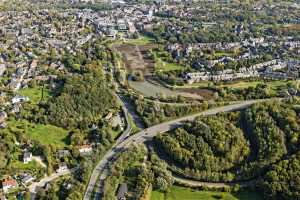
[
  {"xmin": 155, "ymin": 114, "xmax": 250, "ymax": 182},
  {"xmin": 262, "ymin": 151, "xmax": 300, "ymax": 200},
  {"xmin": 154, "ymin": 99, "xmax": 300, "ymax": 199},
  {"xmin": 20, "ymin": 60, "xmax": 118, "ymax": 131},
  {"xmin": 45, "ymin": 68, "xmax": 117, "ymax": 129}
]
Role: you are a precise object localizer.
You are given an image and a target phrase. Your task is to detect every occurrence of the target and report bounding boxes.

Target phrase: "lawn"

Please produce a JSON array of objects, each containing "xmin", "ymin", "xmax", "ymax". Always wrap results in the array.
[
  {"xmin": 175, "ymin": 81, "xmax": 211, "ymax": 89},
  {"xmin": 9, "ymin": 159, "xmax": 41, "ymax": 171},
  {"xmin": 218, "ymin": 80, "xmax": 297, "ymax": 90},
  {"xmin": 218, "ymin": 81, "xmax": 263, "ymax": 89},
  {"xmin": 18, "ymin": 86, "xmax": 51, "ymax": 104},
  {"xmin": 153, "ymin": 50, "xmax": 185, "ymax": 72},
  {"xmin": 151, "ymin": 191, "xmax": 165, "ymax": 200},
  {"xmin": 151, "ymin": 186, "xmax": 263, "ymax": 200},
  {"xmin": 155, "ymin": 60, "xmax": 184, "ymax": 72},
  {"xmin": 8, "ymin": 120, "xmax": 69, "ymax": 148},
  {"xmin": 26, "ymin": 123, "xmax": 69, "ymax": 147},
  {"xmin": 127, "ymin": 113, "xmax": 140, "ymax": 134},
  {"xmin": 213, "ymin": 51, "xmax": 236, "ymax": 59},
  {"xmin": 111, "ymin": 128, "xmax": 122, "ymax": 140}
]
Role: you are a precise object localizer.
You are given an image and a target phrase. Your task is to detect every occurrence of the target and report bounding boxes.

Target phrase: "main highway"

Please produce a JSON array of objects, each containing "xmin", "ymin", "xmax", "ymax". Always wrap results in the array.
[{"xmin": 84, "ymin": 98, "xmax": 271, "ymax": 200}]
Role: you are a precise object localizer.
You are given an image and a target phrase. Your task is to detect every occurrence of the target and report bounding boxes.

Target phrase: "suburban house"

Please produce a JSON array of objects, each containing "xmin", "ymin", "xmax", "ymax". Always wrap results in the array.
[
  {"xmin": 21, "ymin": 174, "xmax": 35, "ymax": 185},
  {"xmin": 56, "ymin": 149, "xmax": 70, "ymax": 158},
  {"xmin": 23, "ymin": 152, "xmax": 32, "ymax": 164},
  {"xmin": 2, "ymin": 178, "xmax": 17, "ymax": 193},
  {"xmin": 78, "ymin": 144, "xmax": 93, "ymax": 155},
  {"xmin": 56, "ymin": 163, "xmax": 68, "ymax": 173},
  {"xmin": 117, "ymin": 183, "xmax": 128, "ymax": 200},
  {"xmin": 0, "ymin": 111, "xmax": 7, "ymax": 124},
  {"xmin": 12, "ymin": 95, "xmax": 29, "ymax": 104},
  {"xmin": 0, "ymin": 64, "xmax": 5, "ymax": 77},
  {"xmin": 112, "ymin": 114, "xmax": 125, "ymax": 130},
  {"xmin": 104, "ymin": 112, "xmax": 113, "ymax": 121}
]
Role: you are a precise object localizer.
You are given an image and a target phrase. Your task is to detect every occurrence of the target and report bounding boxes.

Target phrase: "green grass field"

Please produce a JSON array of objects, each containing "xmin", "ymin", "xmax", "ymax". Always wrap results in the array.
[
  {"xmin": 26, "ymin": 123, "xmax": 69, "ymax": 147},
  {"xmin": 178, "ymin": 80, "xmax": 297, "ymax": 90},
  {"xmin": 125, "ymin": 36, "xmax": 155, "ymax": 45},
  {"xmin": 151, "ymin": 186, "xmax": 263, "ymax": 200},
  {"xmin": 9, "ymin": 159, "xmax": 41, "ymax": 171},
  {"xmin": 127, "ymin": 113, "xmax": 140, "ymax": 134},
  {"xmin": 18, "ymin": 86, "xmax": 51, "ymax": 104},
  {"xmin": 155, "ymin": 60, "xmax": 184, "ymax": 72},
  {"xmin": 8, "ymin": 120, "xmax": 69, "ymax": 147},
  {"xmin": 213, "ymin": 51, "xmax": 236, "ymax": 59},
  {"xmin": 218, "ymin": 80, "xmax": 296, "ymax": 89},
  {"xmin": 151, "ymin": 191, "xmax": 165, "ymax": 200}
]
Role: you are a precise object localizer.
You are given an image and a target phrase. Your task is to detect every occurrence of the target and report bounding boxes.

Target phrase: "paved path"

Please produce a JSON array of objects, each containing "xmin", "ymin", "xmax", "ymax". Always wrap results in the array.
[
  {"xmin": 172, "ymin": 175, "xmax": 255, "ymax": 188},
  {"xmin": 84, "ymin": 98, "xmax": 270, "ymax": 200},
  {"xmin": 29, "ymin": 168, "xmax": 78, "ymax": 200},
  {"xmin": 29, "ymin": 169, "xmax": 73, "ymax": 193},
  {"xmin": 32, "ymin": 156, "xmax": 46, "ymax": 168}
]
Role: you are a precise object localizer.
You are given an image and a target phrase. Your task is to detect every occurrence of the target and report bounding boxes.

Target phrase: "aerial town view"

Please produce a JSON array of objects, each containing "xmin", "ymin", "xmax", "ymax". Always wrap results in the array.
[{"xmin": 0, "ymin": 0, "xmax": 299, "ymax": 199}]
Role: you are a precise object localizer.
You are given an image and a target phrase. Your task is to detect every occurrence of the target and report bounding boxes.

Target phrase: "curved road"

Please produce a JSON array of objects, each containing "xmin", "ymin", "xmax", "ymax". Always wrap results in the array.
[
  {"xmin": 83, "ymin": 93, "xmax": 133, "ymax": 200},
  {"xmin": 84, "ymin": 98, "xmax": 270, "ymax": 200}
]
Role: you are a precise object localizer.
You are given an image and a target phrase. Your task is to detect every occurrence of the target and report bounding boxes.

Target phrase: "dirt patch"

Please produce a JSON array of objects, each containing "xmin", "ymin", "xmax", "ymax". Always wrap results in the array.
[
  {"xmin": 281, "ymin": 24, "xmax": 300, "ymax": 31},
  {"xmin": 114, "ymin": 44, "xmax": 156, "ymax": 75}
]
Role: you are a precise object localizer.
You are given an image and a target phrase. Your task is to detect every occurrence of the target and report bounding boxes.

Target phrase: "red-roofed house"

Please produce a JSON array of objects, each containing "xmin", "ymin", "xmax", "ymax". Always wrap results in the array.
[
  {"xmin": 2, "ymin": 178, "xmax": 17, "ymax": 193},
  {"xmin": 78, "ymin": 144, "xmax": 93, "ymax": 155}
]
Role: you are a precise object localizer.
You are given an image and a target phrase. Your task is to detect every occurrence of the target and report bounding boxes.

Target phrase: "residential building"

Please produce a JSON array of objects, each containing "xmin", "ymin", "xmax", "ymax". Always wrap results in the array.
[
  {"xmin": 78, "ymin": 144, "xmax": 93, "ymax": 155},
  {"xmin": 21, "ymin": 174, "xmax": 35, "ymax": 184},
  {"xmin": 12, "ymin": 95, "xmax": 29, "ymax": 104},
  {"xmin": 0, "ymin": 111, "xmax": 7, "ymax": 124},
  {"xmin": 117, "ymin": 183, "xmax": 128, "ymax": 200},
  {"xmin": 0, "ymin": 64, "xmax": 5, "ymax": 77},
  {"xmin": 2, "ymin": 178, "xmax": 17, "ymax": 193},
  {"xmin": 56, "ymin": 163, "xmax": 68, "ymax": 173},
  {"xmin": 23, "ymin": 152, "xmax": 32, "ymax": 164}
]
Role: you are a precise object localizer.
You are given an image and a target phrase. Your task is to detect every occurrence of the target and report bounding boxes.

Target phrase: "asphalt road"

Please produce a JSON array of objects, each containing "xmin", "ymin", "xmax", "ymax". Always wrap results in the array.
[
  {"xmin": 84, "ymin": 98, "xmax": 268, "ymax": 200},
  {"xmin": 83, "ymin": 93, "xmax": 132, "ymax": 200}
]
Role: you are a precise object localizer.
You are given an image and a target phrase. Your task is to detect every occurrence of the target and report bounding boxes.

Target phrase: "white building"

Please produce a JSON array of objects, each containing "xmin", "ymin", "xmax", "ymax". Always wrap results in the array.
[
  {"xmin": 56, "ymin": 163, "xmax": 68, "ymax": 173},
  {"xmin": 12, "ymin": 95, "xmax": 29, "ymax": 104},
  {"xmin": 78, "ymin": 145, "xmax": 93, "ymax": 155},
  {"xmin": 23, "ymin": 152, "xmax": 32, "ymax": 164}
]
